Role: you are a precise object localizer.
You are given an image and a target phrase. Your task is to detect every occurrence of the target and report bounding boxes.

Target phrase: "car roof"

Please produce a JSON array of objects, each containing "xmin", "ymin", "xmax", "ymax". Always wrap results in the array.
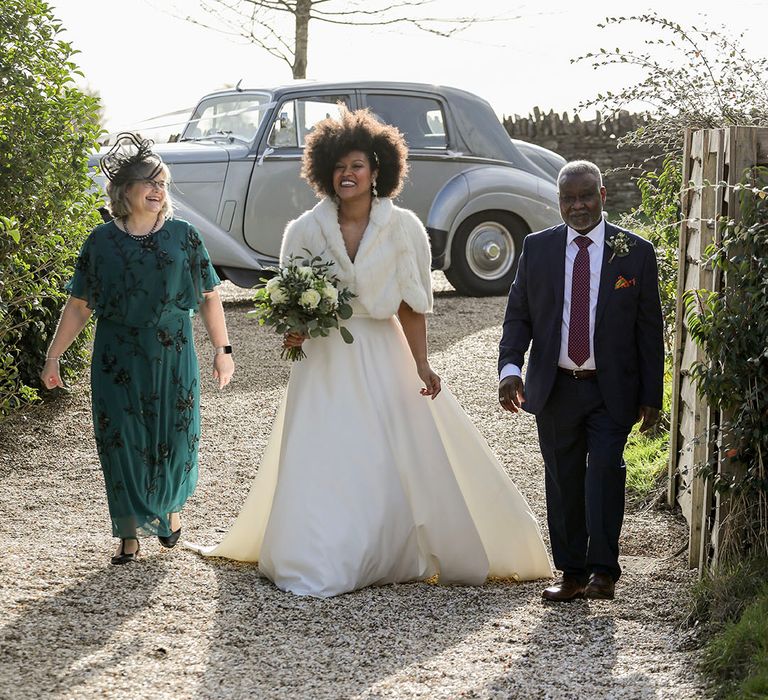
[
  {"xmin": 200, "ymin": 80, "xmax": 492, "ymax": 106},
  {"xmin": 194, "ymin": 81, "xmax": 557, "ymax": 182}
]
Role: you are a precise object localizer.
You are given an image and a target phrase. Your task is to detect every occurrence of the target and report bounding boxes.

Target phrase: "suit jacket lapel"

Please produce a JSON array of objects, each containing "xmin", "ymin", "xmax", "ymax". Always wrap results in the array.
[
  {"xmin": 595, "ymin": 222, "xmax": 617, "ymax": 328},
  {"xmin": 552, "ymin": 224, "xmax": 567, "ymax": 310}
]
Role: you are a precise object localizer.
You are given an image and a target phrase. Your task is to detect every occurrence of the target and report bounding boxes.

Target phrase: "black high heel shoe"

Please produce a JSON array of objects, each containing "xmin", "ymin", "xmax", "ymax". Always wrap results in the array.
[
  {"xmin": 111, "ymin": 538, "xmax": 140, "ymax": 565},
  {"xmin": 158, "ymin": 526, "xmax": 181, "ymax": 549}
]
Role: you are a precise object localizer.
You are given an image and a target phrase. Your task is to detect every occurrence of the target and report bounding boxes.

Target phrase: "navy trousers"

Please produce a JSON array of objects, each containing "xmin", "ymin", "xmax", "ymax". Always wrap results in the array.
[{"xmin": 535, "ymin": 373, "xmax": 631, "ymax": 582}]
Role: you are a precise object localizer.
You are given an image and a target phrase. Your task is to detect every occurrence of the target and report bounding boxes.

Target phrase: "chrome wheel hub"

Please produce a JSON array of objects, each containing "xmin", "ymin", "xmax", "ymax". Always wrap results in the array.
[{"xmin": 465, "ymin": 222, "xmax": 515, "ymax": 280}]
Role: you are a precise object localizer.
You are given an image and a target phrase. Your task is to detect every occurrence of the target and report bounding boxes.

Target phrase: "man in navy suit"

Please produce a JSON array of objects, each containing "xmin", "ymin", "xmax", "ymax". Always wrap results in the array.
[{"xmin": 498, "ymin": 160, "xmax": 664, "ymax": 601}]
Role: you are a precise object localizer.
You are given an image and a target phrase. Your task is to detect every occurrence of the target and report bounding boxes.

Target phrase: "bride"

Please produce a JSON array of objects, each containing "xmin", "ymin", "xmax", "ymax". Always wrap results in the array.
[{"xmin": 189, "ymin": 108, "xmax": 552, "ymax": 597}]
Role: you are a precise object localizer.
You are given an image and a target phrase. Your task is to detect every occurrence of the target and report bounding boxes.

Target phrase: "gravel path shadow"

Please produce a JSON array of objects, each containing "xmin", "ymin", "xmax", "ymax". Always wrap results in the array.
[{"xmin": 0, "ymin": 279, "xmax": 710, "ymax": 699}]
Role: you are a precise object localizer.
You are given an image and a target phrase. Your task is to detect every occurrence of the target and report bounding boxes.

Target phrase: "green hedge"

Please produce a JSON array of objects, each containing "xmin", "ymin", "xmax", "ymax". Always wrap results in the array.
[{"xmin": 0, "ymin": 1, "xmax": 103, "ymax": 417}]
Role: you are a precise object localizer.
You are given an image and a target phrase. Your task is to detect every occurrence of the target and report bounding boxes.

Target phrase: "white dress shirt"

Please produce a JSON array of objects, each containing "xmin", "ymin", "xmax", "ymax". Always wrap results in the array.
[{"xmin": 500, "ymin": 219, "xmax": 605, "ymax": 380}]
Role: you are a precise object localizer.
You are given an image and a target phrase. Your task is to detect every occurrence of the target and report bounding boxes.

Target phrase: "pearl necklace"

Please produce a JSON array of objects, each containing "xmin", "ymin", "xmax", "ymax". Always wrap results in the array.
[{"xmin": 122, "ymin": 215, "xmax": 161, "ymax": 241}]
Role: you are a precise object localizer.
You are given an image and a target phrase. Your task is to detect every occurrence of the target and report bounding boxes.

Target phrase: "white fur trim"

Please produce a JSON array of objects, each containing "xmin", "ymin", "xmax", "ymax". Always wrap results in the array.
[{"xmin": 278, "ymin": 198, "xmax": 432, "ymax": 318}]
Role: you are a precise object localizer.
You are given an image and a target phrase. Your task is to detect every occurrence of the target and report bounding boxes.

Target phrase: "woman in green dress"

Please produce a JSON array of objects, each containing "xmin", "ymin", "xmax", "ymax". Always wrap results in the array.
[{"xmin": 41, "ymin": 133, "xmax": 234, "ymax": 564}]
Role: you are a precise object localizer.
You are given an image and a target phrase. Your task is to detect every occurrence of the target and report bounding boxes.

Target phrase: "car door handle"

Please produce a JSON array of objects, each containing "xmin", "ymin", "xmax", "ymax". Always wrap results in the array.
[{"xmin": 257, "ymin": 147, "xmax": 275, "ymax": 166}]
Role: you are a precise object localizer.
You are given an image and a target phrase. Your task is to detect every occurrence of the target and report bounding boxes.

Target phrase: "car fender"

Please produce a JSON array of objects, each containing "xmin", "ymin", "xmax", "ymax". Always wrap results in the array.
[
  {"xmin": 171, "ymin": 199, "xmax": 266, "ymax": 270},
  {"xmin": 427, "ymin": 166, "xmax": 561, "ymax": 269}
]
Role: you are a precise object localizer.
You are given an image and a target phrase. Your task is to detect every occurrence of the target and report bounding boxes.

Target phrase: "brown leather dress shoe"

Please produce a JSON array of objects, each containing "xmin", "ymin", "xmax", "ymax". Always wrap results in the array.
[
  {"xmin": 541, "ymin": 576, "xmax": 586, "ymax": 601},
  {"xmin": 584, "ymin": 572, "xmax": 615, "ymax": 600}
]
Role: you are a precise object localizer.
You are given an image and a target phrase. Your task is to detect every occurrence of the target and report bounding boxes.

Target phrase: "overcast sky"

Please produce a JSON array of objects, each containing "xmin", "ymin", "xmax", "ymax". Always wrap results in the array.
[{"xmin": 50, "ymin": 0, "xmax": 766, "ymax": 134}]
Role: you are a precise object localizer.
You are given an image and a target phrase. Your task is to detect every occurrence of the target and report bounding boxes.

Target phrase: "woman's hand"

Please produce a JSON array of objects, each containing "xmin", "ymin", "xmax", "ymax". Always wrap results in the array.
[
  {"xmin": 40, "ymin": 358, "xmax": 64, "ymax": 389},
  {"xmin": 417, "ymin": 361, "xmax": 441, "ymax": 400},
  {"xmin": 283, "ymin": 332, "xmax": 307, "ymax": 349},
  {"xmin": 213, "ymin": 353, "xmax": 234, "ymax": 389}
]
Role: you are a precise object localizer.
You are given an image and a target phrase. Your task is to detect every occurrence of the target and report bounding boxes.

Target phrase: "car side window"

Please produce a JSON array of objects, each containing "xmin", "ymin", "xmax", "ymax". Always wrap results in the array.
[
  {"xmin": 267, "ymin": 95, "xmax": 351, "ymax": 148},
  {"xmin": 365, "ymin": 94, "xmax": 448, "ymax": 150},
  {"xmin": 268, "ymin": 101, "xmax": 298, "ymax": 147}
]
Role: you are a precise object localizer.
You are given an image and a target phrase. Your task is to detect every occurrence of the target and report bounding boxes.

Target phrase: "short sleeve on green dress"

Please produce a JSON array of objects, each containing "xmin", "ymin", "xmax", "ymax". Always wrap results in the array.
[{"xmin": 185, "ymin": 224, "xmax": 221, "ymax": 305}]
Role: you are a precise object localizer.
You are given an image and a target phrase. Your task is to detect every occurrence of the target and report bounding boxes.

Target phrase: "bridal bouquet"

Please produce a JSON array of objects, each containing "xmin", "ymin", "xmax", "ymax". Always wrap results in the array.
[{"xmin": 251, "ymin": 252, "xmax": 355, "ymax": 361}]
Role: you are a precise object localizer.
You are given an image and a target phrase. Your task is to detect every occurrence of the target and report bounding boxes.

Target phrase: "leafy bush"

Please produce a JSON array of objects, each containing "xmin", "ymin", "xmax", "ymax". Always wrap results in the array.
[
  {"xmin": 620, "ymin": 157, "xmax": 681, "ymax": 354},
  {"xmin": 579, "ymin": 15, "xmax": 768, "ymax": 353},
  {"xmin": 0, "ymin": 0, "xmax": 103, "ymax": 418},
  {"xmin": 575, "ymin": 13, "xmax": 768, "ymax": 157}
]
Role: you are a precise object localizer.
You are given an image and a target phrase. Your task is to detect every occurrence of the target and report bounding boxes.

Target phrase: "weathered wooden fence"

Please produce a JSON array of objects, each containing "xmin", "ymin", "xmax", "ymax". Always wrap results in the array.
[{"xmin": 668, "ymin": 126, "xmax": 768, "ymax": 575}]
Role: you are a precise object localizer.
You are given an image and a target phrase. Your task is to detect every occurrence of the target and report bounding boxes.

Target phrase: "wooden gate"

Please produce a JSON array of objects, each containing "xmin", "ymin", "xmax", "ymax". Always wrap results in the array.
[{"xmin": 668, "ymin": 126, "xmax": 768, "ymax": 574}]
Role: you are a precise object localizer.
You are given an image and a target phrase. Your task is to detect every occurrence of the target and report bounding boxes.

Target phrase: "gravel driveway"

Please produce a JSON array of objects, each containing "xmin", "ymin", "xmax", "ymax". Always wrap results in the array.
[{"xmin": 0, "ymin": 277, "xmax": 709, "ymax": 699}]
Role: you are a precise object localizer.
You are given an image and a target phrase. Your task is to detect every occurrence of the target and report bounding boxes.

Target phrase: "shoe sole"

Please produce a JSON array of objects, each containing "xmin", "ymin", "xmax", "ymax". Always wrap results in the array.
[
  {"xmin": 110, "ymin": 556, "xmax": 138, "ymax": 565},
  {"xmin": 541, "ymin": 592, "xmax": 585, "ymax": 602}
]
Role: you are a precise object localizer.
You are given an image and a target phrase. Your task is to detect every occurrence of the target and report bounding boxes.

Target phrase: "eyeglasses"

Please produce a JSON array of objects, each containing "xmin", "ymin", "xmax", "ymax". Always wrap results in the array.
[{"xmin": 134, "ymin": 179, "xmax": 169, "ymax": 191}]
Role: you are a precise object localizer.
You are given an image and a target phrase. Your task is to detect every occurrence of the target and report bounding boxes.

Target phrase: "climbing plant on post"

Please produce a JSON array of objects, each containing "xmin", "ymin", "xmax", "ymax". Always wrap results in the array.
[{"xmin": 684, "ymin": 171, "xmax": 768, "ymax": 563}]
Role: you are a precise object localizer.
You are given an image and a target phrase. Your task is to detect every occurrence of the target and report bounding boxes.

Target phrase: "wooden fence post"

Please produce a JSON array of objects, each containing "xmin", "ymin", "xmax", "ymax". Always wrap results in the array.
[
  {"xmin": 668, "ymin": 126, "xmax": 768, "ymax": 575},
  {"xmin": 667, "ymin": 129, "xmax": 693, "ymax": 508}
]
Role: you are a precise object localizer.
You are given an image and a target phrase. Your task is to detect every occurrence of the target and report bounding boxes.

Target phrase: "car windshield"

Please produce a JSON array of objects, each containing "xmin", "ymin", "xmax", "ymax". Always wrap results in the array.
[{"xmin": 181, "ymin": 92, "xmax": 273, "ymax": 143}]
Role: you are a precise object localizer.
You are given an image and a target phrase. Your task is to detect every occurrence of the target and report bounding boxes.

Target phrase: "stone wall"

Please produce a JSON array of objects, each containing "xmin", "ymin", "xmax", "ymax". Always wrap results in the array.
[{"xmin": 504, "ymin": 108, "xmax": 664, "ymax": 215}]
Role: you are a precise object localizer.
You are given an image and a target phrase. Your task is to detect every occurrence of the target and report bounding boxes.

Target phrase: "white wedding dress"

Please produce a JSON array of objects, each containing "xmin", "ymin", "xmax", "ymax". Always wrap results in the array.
[
  {"xmin": 190, "ymin": 311, "xmax": 552, "ymax": 597},
  {"xmin": 189, "ymin": 198, "xmax": 552, "ymax": 597}
]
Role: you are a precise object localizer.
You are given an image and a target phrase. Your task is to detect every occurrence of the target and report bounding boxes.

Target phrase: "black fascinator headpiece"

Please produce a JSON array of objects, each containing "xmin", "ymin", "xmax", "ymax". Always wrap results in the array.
[{"xmin": 100, "ymin": 132, "xmax": 163, "ymax": 186}]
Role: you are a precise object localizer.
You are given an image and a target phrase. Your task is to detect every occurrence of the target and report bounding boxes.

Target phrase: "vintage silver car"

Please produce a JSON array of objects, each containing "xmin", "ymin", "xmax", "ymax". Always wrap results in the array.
[{"xmin": 94, "ymin": 81, "xmax": 565, "ymax": 295}]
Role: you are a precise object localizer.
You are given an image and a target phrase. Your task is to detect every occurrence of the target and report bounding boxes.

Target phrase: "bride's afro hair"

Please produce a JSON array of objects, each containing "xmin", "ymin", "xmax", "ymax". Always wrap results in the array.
[{"xmin": 301, "ymin": 107, "xmax": 409, "ymax": 199}]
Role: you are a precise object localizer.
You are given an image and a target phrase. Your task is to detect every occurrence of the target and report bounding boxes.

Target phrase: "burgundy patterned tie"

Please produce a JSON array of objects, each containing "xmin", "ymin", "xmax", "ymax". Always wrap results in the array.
[{"xmin": 568, "ymin": 236, "xmax": 592, "ymax": 367}]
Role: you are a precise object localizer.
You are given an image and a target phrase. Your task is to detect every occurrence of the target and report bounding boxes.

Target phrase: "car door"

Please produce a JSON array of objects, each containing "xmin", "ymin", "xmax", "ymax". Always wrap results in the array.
[
  {"xmin": 360, "ymin": 91, "xmax": 467, "ymax": 223},
  {"xmin": 244, "ymin": 91, "xmax": 356, "ymax": 258}
]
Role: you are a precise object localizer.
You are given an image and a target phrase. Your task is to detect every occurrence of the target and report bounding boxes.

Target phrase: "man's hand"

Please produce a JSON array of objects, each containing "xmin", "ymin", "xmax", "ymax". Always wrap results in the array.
[
  {"xmin": 637, "ymin": 405, "xmax": 660, "ymax": 433},
  {"xmin": 499, "ymin": 375, "xmax": 526, "ymax": 413}
]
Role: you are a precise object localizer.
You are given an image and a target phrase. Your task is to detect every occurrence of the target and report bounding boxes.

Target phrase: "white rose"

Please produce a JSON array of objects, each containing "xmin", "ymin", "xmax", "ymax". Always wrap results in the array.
[
  {"xmin": 265, "ymin": 276, "xmax": 282, "ymax": 292},
  {"xmin": 299, "ymin": 289, "xmax": 321, "ymax": 309},
  {"xmin": 298, "ymin": 266, "xmax": 314, "ymax": 279},
  {"xmin": 321, "ymin": 284, "xmax": 339, "ymax": 305},
  {"xmin": 270, "ymin": 287, "xmax": 288, "ymax": 304}
]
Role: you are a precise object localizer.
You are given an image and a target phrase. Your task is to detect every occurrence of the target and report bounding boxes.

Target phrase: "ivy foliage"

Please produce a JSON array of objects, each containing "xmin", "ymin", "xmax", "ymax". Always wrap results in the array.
[
  {"xmin": 684, "ymin": 175, "xmax": 768, "ymax": 555},
  {"xmin": 0, "ymin": 0, "xmax": 103, "ymax": 418}
]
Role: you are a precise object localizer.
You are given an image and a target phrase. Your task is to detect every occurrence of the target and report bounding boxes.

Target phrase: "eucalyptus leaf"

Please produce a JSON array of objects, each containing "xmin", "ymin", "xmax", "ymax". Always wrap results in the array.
[{"xmin": 339, "ymin": 326, "xmax": 354, "ymax": 344}]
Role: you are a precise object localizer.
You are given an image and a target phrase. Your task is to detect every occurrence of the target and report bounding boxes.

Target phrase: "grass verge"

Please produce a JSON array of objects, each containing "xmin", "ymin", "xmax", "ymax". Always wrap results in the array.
[
  {"xmin": 624, "ymin": 365, "xmax": 672, "ymax": 503},
  {"xmin": 688, "ymin": 557, "xmax": 768, "ymax": 699}
]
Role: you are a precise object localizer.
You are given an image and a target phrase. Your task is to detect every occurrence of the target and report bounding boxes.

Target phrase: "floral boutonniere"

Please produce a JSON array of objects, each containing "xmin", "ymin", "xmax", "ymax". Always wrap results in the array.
[{"xmin": 606, "ymin": 231, "xmax": 636, "ymax": 263}]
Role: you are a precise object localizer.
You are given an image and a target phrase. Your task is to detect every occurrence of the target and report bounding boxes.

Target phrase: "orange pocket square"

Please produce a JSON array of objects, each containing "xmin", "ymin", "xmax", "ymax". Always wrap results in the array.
[{"xmin": 615, "ymin": 276, "xmax": 636, "ymax": 289}]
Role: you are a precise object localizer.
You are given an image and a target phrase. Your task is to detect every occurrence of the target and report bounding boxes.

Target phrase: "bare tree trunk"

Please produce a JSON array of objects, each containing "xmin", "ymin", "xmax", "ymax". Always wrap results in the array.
[
  {"xmin": 293, "ymin": 0, "xmax": 311, "ymax": 79},
  {"xmin": 176, "ymin": 1, "xmax": 492, "ymax": 81}
]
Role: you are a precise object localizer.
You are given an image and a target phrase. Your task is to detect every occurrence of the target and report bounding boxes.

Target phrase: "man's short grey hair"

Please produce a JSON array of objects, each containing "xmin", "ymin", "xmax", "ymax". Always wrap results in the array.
[{"xmin": 557, "ymin": 160, "xmax": 603, "ymax": 187}]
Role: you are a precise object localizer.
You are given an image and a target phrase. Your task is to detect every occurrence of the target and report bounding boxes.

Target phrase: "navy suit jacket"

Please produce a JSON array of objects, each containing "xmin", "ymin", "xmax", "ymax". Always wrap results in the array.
[{"xmin": 498, "ymin": 222, "xmax": 664, "ymax": 427}]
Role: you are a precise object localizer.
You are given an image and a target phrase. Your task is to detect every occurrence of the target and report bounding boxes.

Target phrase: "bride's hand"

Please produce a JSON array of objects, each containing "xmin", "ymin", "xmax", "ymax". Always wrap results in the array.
[
  {"xmin": 417, "ymin": 362, "xmax": 441, "ymax": 400},
  {"xmin": 283, "ymin": 332, "xmax": 307, "ymax": 349}
]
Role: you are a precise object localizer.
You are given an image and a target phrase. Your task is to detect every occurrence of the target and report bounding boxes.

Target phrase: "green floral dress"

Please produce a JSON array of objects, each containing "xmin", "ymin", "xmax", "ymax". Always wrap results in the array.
[{"xmin": 67, "ymin": 218, "xmax": 220, "ymax": 539}]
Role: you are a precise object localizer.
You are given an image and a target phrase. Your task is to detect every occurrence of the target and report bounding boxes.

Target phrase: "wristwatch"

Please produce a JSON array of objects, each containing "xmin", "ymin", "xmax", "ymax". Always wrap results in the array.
[{"xmin": 214, "ymin": 345, "xmax": 233, "ymax": 354}]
